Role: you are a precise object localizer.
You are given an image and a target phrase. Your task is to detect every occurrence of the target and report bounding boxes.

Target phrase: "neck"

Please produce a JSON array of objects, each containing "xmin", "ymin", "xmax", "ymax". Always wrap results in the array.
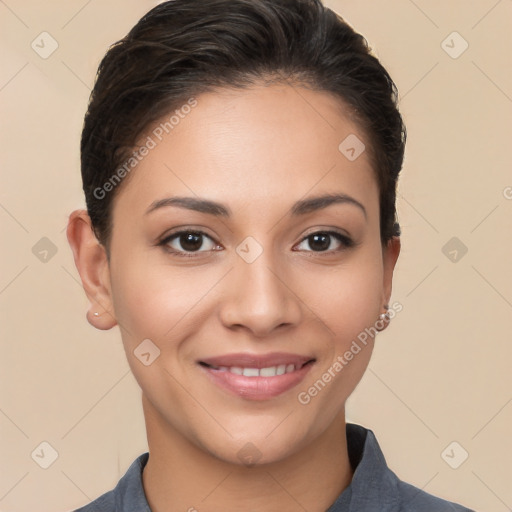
[{"xmin": 141, "ymin": 394, "xmax": 353, "ymax": 512}]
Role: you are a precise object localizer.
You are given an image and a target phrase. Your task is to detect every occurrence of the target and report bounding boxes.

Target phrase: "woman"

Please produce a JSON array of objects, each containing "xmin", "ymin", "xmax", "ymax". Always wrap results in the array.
[{"xmin": 67, "ymin": 0, "xmax": 475, "ymax": 510}]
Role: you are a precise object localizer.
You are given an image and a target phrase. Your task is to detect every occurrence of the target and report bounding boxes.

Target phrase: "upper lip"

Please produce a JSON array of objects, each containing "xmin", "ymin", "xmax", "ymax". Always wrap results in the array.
[{"xmin": 199, "ymin": 352, "xmax": 315, "ymax": 368}]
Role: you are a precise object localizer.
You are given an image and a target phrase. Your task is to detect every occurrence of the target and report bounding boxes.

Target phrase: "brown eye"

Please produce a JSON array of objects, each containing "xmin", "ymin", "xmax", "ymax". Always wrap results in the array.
[
  {"xmin": 177, "ymin": 232, "xmax": 204, "ymax": 251},
  {"xmin": 161, "ymin": 230, "xmax": 219, "ymax": 255},
  {"xmin": 307, "ymin": 233, "xmax": 331, "ymax": 251},
  {"xmin": 295, "ymin": 231, "xmax": 353, "ymax": 253}
]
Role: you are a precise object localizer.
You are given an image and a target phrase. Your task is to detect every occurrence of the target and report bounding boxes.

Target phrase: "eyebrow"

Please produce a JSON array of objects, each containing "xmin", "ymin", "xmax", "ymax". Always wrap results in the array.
[{"xmin": 145, "ymin": 193, "xmax": 367, "ymax": 219}]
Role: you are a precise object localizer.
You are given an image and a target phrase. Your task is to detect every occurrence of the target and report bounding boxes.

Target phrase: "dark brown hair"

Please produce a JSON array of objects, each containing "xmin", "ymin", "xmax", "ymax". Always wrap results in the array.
[{"xmin": 81, "ymin": 0, "xmax": 406, "ymax": 250}]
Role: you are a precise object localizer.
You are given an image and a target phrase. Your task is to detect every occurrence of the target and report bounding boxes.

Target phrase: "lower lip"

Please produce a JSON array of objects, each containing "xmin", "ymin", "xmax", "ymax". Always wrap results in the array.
[{"xmin": 200, "ymin": 362, "xmax": 314, "ymax": 401}]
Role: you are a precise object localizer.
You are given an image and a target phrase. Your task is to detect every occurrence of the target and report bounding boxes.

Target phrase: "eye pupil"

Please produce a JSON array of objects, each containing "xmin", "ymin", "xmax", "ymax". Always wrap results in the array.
[
  {"xmin": 180, "ymin": 232, "xmax": 203, "ymax": 251},
  {"xmin": 309, "ymin": 233, "xmax": 330, "ymax": 251}
]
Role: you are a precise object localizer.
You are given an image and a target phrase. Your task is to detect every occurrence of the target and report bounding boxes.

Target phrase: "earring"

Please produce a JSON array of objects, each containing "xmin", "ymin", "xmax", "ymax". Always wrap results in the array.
[
  {"xmin": 93, "ymin": 312, "xmax": 100, "ymax": 317},
  {"xmin": 376, "ymin": 305, "xmax": 390, "ymax": 331}
]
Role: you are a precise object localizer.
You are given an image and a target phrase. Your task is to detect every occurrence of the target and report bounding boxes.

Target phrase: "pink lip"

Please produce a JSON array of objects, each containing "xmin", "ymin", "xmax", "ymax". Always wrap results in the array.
[{"xmin": 198, "ymin": 352, "xmax": 315, "ymax": 401}]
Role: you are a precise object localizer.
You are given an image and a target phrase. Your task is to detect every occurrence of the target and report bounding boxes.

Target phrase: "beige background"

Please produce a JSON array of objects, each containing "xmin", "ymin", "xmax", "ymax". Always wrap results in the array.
[{"xmin": 1, "ymin": 1, "xmax": 511, "ymax": 511}]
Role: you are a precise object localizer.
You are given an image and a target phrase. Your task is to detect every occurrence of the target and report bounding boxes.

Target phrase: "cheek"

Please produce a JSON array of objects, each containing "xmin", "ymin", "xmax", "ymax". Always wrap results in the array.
[
  {"xmin": 296, "ymin": 248, "xmax": 383, "ymax": 403},
  {"xmin": 298, "ymin": 251, "xmax": 384, "ymax": 341},
  {"xmin": 109, "ymin": 255, "xmax": 217, "ymax": 342}
]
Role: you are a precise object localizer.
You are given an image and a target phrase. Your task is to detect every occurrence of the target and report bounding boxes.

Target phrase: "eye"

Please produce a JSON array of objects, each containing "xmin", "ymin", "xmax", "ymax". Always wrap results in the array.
[
  {"xmin": 159, "ymin": 230, "xmax": 221, "ymax": 256},
  {"xmin": 294, "ymin": 231, "xmax": 354, "ymax": 253}
]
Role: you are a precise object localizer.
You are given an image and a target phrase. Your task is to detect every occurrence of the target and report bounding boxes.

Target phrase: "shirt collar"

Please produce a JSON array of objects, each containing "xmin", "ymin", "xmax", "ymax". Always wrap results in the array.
[
  {"xmin": 113, "ymin": 423, "xmax": 399, "ymax": 512},
  {"xmin": 327, "ymin": 423, "xmax": 400, "ymax": 511},
  {"xmin": 114, "ymin": 452, "xmax": 151, "ymax": 512}
]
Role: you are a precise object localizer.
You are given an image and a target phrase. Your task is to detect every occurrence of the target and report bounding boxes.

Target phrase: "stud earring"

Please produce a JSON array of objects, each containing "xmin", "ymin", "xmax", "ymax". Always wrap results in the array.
[
  {"xmin": 376, "ymin": 305, "xmax": 391, "ymax": 331},
  {"xmin": 378, "ymin": 312, "xmax": 389, "ymax": 322},
  {"xmin": 93, "ymin": 312, "xmax": 100, "ymax": 317}
]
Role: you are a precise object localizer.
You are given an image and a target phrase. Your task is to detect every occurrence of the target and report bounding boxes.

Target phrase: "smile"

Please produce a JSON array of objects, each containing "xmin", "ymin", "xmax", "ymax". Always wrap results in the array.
[{"xmin": 198, "ymin": 353, "xmax": 316, "ymax": 400}]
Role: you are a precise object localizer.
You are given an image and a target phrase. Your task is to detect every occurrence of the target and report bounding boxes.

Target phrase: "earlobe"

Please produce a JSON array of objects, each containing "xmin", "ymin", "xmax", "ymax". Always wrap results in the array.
[
  {"xmin": 66, "ymin": 209, "xmax": 118, "ymax": 330},
  {"xmin": 85, "ymin": 308, "xmax": 118, "ymax": 330}
]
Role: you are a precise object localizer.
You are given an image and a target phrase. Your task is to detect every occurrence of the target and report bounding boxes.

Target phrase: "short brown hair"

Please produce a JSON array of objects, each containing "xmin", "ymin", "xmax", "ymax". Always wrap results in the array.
[{"xmin": 81, "ymin": 0, "xmax": 406, "ymax": 250}]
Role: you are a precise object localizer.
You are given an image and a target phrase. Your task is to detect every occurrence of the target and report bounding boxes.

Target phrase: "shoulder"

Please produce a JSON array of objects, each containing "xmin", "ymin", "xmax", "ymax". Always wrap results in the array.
[
  {"xmin": 396, "ymin": 480, "xmax": 476, "ymax": 511},
  {"xmin": 343, "ymin": 423, "xmax": 476, "ymax": 512},
  {"xmin": 69, "ymin": 452, "xmax": 150, "ymax": 512}
]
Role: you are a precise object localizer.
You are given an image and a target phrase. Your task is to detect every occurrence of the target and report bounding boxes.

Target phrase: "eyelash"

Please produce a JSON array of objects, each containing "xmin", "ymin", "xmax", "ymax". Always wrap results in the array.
[{"xmin": 158, "ymin": 229, "xmax": 355, "ymax": 258}]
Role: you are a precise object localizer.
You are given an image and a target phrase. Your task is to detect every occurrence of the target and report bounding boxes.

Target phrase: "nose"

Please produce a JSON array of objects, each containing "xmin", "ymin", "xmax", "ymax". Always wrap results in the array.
[{"xmin": 218, "ymin": 249, "xmax": 303, "ymax": 338}]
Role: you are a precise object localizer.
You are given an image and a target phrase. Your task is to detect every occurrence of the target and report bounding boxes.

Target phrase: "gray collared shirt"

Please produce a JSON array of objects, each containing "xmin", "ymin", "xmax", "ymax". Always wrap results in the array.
[{"xmin": 72, "ymin": 423, "xmax": 475, "ymax": 511}]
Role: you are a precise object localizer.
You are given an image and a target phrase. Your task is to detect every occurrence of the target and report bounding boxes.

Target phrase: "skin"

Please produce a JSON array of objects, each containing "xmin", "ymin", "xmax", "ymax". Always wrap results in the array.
[{"xmin": 67, "ymin": 83, "xmax": 400, "ymax": 512}]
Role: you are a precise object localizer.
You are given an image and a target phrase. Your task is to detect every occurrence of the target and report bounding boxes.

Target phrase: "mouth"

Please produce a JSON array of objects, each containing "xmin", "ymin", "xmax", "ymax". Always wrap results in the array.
[
  {"xmin": 199, "ymin": 360, "xmax": 312, "ymax": 376},
  {"xmin": 198, "ymin": 353, "xmax": 316, "ymax": 400}
]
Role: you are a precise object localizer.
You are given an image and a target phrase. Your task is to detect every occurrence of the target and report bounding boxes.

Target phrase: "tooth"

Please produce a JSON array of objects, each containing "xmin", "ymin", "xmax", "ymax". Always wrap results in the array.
[
  {"xmin": 218, "ymin": 366, "xmax": 229, "ymax": 372},
  {"xmin": 276, "ymin": 364, "xmax": 286, "ymax": 375},
  {"xmin": 243, "ymin": 367, "xmax": 259, "ymax": 377},
  {"xmin": 285, "ymin": 364, "xmax": 295, "ymax": 373},
  {"xmin": 230, "ymin": 366, "xmax": 243, "ymax": 375},
  {"xmin": 260, "ymin": 366, "xmax": 278, "ymax": 377}
]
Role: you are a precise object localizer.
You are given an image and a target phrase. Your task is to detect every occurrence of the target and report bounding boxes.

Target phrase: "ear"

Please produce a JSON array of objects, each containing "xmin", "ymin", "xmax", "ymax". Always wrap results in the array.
[
  {"xmin": 66, "ymin": 209, "xmax": 117, "ymax": 330},
  {"xmin": 381, "ymin": 236, "xmax": 401, "ymax": 308}
]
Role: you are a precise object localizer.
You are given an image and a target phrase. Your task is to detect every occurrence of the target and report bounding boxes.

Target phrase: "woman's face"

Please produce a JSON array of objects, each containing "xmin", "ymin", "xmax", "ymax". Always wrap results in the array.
[{"xmin": 104, "ymin": 84, "xmax": 399, "ymax": 464}]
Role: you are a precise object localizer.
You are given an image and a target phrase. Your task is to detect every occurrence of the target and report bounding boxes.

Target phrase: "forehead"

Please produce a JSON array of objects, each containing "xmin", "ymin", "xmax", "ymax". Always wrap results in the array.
[{"xmin": 112, "ymin": 84, "xmax": 379, "ymax": 222}]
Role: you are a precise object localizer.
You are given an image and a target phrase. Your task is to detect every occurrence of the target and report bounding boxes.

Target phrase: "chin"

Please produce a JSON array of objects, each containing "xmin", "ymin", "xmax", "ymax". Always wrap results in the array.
[
  {"xmin": 196, "ymin": 416, "xmax": 319, "ymax": 468},
  {"xmin": 208, "ymin": 437, "xmax": 299, "ymax": 468}
]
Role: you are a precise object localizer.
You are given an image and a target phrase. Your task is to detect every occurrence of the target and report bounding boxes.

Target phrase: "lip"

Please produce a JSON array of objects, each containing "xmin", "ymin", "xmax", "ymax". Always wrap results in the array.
[{"xmin": 198, "ymin": 352, "xmax": 316, "ymax": 401}]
